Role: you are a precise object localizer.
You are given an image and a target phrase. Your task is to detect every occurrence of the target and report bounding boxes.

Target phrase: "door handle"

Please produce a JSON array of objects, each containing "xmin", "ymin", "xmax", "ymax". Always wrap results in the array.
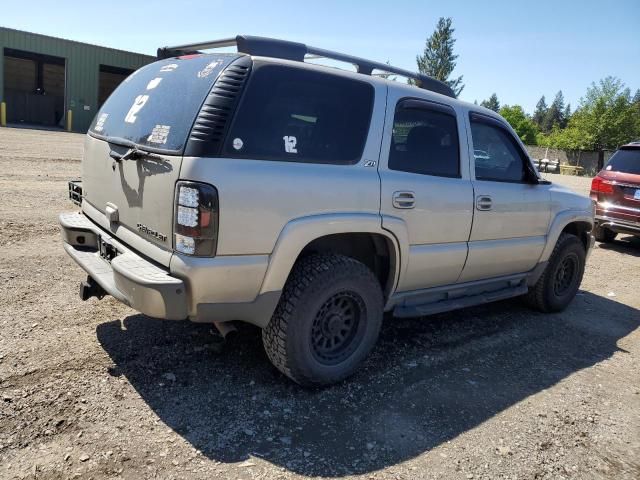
[
  {"xmin": 393, "ymin": 191, "xmax": 416, "ymax": 209},
  {"xmin": 476, "ymin": 195, "xmax": 492, "ymax": 211}
]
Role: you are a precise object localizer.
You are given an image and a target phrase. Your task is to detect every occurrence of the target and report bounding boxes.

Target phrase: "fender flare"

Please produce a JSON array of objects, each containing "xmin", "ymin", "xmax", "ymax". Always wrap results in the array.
[
  {"xmin": 539, "ymin": 209, "xmax": 594, "ymax": 262},
  {"xmin": 258, "ymin": 213, "xmax": 405, "ymax": 297}
]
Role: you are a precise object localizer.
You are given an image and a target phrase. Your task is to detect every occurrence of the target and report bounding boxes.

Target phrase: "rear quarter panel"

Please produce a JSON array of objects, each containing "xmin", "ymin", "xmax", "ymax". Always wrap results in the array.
[{"xmin": 179, "ymin": 81, "xmax": 387, "ymax": 256}]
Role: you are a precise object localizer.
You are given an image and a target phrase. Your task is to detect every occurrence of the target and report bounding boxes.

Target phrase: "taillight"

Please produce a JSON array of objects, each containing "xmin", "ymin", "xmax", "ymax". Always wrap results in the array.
[
  {"xmin": 590, "ymin": 176, "xmax": 614, "ymax": 198},
  {"xmin": 174, "ymin": 181, "xmax": 218, "ymax": 256}
]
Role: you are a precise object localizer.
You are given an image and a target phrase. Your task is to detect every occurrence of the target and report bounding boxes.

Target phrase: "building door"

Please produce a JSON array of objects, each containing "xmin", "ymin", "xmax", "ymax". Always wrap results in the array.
[{"xmin": 3, "ymin": 48, "xmax": 66, "ymax": 127}]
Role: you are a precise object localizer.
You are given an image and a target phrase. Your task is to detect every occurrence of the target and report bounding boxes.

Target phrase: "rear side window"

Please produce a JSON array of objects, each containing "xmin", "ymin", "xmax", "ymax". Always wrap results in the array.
[
  {"xmin": 388, "ymin": 101, "xmax": 460, "ymax": 177},
  {"xmin": 223, "ymin": 64, "xmax": 374, "ymax": 164},
  {"xmin": 89, "ymin": 54, "xmax": 239, "ymax": 153},
  {"xmin": 605, "ymin": 149, "xmax": 640, "ymax": 174}
]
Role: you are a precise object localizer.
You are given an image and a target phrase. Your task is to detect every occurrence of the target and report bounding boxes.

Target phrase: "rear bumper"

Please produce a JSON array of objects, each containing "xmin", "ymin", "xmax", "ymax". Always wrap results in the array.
[
  {"xmin": 595, "ymin": 214, "xmax": 640, "ymax": 237},
  {"xmin": 59, "ymin": 212, "xmax": 188, "ymax": 320}
]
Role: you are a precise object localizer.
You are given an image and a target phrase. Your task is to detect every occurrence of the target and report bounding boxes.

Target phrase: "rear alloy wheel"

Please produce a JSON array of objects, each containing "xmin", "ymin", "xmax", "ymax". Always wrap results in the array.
[
  {"xmin": 594, "ymin": 225, "xmax": 617, "ymax": 243},
  {"xmin": 524, "ymin": 233, "xmax": 586, "ymax": 313},
  {"xmin": 262, "ymin": 253, "xmax": 383, "ymax": 386}
]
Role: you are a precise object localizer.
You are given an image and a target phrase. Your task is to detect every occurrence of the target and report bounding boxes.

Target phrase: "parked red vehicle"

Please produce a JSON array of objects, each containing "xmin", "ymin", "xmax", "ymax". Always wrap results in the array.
[{"xmin": 590, "ymin": 141, "xmax": 640, "ymax": 242}]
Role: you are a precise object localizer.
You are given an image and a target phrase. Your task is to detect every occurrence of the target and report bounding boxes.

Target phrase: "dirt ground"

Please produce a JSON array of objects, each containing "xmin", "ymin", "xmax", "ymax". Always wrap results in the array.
[{"xmin": 0, "ymin": 127, "xmax": 638, "ymax": 480}]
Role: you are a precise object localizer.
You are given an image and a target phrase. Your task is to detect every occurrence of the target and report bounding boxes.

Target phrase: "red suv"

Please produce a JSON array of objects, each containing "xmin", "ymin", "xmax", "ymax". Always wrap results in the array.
[{"xmin": 590, "ymin": 141, "xmax": 640, "ymax": 242}]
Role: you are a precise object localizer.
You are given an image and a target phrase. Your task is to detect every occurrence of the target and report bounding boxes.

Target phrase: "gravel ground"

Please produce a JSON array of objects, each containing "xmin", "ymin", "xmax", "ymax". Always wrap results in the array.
[{"xmin": 1, "ymin": 127, "xmax": 639, "ymax": 480}]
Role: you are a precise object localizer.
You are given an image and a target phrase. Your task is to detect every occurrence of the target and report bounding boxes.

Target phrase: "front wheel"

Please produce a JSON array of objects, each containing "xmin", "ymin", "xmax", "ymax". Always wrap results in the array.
[
  {"xmin": 523, "ymin": 233, "xmax": 586, "ymax": 313},
  {"xmin": 262, "ymin": 253, "xmax": 383, "ymax": 386}
]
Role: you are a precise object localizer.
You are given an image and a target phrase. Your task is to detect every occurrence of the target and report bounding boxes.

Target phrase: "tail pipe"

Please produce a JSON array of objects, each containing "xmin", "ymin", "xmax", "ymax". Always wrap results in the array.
[{"xmin": 213, "ymin": 321, "xmax": 237, "ymax": 340}]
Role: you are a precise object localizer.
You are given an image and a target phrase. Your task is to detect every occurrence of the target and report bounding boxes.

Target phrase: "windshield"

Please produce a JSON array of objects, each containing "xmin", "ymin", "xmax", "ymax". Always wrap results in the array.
[
  {"xmin": 88, "ymin": 54, "xmax": 239, "ymax": 153},
  {"xmin": 605, "ymin": 148, "xmax": 640, "ymax": 175}
]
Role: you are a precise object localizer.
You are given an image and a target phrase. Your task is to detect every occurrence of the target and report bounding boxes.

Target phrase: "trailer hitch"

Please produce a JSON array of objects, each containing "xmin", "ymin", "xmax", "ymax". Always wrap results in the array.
[{"xmin": 79, "ymin": 276, "xmax": 106, "ymax": 301}]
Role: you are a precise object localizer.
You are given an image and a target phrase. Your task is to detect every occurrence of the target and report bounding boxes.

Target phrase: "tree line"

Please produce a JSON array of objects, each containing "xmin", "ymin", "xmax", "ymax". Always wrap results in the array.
[
  {"xmin": 477, "ymin": 82, "xmax": 640, "ymax": 151},
  {"xmin": 413, "ymin": 18, "xmax": 640, "ymax": 151}
]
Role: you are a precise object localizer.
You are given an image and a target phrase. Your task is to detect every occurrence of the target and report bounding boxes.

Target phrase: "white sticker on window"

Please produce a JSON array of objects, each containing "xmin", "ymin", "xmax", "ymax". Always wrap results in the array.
[
  {"xmin": 147, "ymin": 125, "xmax": 171, "ymax": 144},
  {"xmin": 146, "ymin": 77, "xmax": 162, "ymax": 90},
  {"xmin": 232, "ymin": 138, "xmax": 244, "ymax": 150},
  {"xmin": 283, "ymin": 136, "xmax": 298, "ymax": 154},
  {"xmin": 197, "ymin": 60, "xmax": 222, "ymax": 78},
  {"xmin": 606, "ymin": 165, "xmax": 612, "ymax": 170},
  {"xmin": 160, "ymin": 63, "xmax": 178, "ymax": 72},
  {"xmin": 124, "ymin": 95, "xmax": 149, "ymax": 124},
  {"xmin": 94, "ymin": 113, "xmax": 109, "ymax": 132}
]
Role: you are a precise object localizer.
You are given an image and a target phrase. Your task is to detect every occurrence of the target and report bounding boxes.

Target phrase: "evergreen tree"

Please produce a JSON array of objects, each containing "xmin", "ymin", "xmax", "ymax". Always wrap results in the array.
[
  {"xmin": 416, "ymin": 17, "xmax": 464, "ymax": 96},
  {"xmin": 633, "ymin": 89, "xmax": 640, "ymax": 106},
  {"xmin": 542, "ymin": 91, "xmax": 566, "ymax": 133},
  {"xmin": 532, "ymin": 96, "xmax": 548, "ymax": 129},
  {"xmin": 563, "ymin": 103, "xmax": 571, "ymax": 127},
  {"xmin": 480, "ymin": 93, "xmax": 500, "ymax": 112}
]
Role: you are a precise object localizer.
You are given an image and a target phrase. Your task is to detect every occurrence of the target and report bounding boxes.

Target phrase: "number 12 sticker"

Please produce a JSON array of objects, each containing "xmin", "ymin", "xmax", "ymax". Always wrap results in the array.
[{"xmin": 124, "ymin": 95, "xmax": 149, "ymax": 124}]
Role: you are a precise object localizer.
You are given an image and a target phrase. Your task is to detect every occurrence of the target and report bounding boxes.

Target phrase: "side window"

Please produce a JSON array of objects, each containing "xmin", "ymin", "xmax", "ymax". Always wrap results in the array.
[
  {"xmin": 388, "ymin": 101, "xmax": 460, "ymax": 177},
  {"xmin": 223, "ymin": 64, "xmax": 374, "ymax": 164},
  {"xmin": 470, "ymin": 116, "xmax": 527, "ymax": 182}
]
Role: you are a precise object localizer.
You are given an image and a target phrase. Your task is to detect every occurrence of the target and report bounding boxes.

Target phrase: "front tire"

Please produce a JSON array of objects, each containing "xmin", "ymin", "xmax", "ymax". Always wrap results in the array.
[
  {"xmin": 524, "ymin": 233, "xmax": 586, "ymax": 313},
  {"xmin": 262, "ymin": 253, "xmax": 383, "ymax": 386}
]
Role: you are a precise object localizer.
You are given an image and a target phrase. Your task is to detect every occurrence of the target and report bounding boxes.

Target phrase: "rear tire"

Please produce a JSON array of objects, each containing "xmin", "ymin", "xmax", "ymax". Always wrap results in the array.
[
  {"xmin": 594, "ymin": 225, "xmax": 617, "ymax": 243},
  {"xmin": 524, "ymin": 233, "xmax": 586, "ymax": 313},
  {"xmin": 262, "ymin": 253, "xmax": 383, "ymax": 386}
]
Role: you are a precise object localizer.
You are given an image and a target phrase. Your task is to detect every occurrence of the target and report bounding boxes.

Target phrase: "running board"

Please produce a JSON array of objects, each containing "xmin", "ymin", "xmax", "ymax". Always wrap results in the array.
[{"xmin": 393, "ymin": 284, "xmax": 528, "ymax": 318}]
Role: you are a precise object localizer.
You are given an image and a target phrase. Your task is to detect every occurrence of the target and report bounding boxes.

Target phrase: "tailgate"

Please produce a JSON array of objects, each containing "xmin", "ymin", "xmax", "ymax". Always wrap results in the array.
[
  {"xmin": 80, "ymin": 53, "xmax": 242, "ymax": 260},
  {"xmin": 82, "ymin": 134, "xmax": 181, "ymax": 254}
]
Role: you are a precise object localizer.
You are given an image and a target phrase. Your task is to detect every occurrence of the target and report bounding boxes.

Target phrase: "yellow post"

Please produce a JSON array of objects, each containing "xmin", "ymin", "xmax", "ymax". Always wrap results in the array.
[
  {"xmin": 0, "ymin": 102, "xmax": 6, "ymax": 127},
  {"xmin": 66, "ymin": 109, "xmax": 73, "ymax": 132}
]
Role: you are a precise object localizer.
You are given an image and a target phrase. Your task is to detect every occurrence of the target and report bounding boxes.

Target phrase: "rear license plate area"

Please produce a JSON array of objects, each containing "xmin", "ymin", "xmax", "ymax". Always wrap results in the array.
[{"xmin": 98, "ymin": 235, "xmax": 118, "ymax": 262}]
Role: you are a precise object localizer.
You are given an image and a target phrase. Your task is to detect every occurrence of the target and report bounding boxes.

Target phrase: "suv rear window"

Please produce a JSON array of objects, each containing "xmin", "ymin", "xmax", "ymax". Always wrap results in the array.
[
  {"xmin": 223, "ymin": 64, "xmax": 374, "ymax": 164},
  {"xmin": 605, "ymin": 148, "xmax": 640, "ymax": 175},
  {"xmin": 89, "ymin": 54, "xmax": 239, "ymax": 153}
]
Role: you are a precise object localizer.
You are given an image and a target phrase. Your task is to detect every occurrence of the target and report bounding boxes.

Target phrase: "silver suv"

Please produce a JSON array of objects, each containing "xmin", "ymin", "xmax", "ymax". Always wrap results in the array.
[{"xmin": 60, "ymin": 35, "xmax": 595, "ymax": 386}]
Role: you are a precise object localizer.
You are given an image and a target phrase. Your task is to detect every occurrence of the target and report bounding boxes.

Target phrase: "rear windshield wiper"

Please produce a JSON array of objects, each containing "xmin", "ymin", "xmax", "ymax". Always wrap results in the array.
[{"xmin": 109, "ymin": 146, "xmax": 164, "ymax": 163}]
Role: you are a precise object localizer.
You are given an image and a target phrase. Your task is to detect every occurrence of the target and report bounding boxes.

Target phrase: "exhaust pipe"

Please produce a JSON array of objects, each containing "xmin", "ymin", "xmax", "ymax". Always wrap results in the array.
[{"xmin": 213, "ymin": 321, "xmax": 238, "ymax": 340}]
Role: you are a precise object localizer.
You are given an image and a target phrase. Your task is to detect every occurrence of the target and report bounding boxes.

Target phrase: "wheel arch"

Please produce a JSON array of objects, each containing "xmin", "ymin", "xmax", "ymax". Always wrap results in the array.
[
  {"xmin": 540, "ymin": 211, "xmax": 594, "ymax": 262},
  {"xmin": 258, "ymin": 213, "xmax": 401, "ymax": 300}
]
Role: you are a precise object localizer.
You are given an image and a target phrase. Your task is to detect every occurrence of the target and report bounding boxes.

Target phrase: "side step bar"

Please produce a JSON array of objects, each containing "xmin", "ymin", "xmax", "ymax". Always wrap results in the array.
[{"xmin": 393, "ymin": 284, "xmax": 528, "ymax": 318}]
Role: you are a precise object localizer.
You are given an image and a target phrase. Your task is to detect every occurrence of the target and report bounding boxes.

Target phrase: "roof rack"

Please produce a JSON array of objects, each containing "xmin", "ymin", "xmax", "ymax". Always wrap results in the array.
[{"xmin": 157, "ymin": 35, "xmax": 456, "ymax": 98}]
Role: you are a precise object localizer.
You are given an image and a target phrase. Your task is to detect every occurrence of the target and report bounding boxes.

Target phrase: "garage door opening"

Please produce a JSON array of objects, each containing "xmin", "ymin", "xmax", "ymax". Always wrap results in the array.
[
  {"xmin": 3, "ymin": 48, "xmax": 66, "ymax": 128},
  {"xmin": 98, "ymin": 64, "xmax": 133, "ymax": 108}
]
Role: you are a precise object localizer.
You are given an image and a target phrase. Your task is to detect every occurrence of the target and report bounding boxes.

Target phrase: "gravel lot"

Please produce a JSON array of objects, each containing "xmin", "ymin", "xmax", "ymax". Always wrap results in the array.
[{"xmin": 1, "ymin": 127, "xmax": 639, "ymax": 480}]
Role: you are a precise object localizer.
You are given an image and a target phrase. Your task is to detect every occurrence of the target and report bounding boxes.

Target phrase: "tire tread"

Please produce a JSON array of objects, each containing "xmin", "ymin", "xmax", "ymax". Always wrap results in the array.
[{"xmin": 262, "ymin": 253, "xmax": 381, "ymax": 386}]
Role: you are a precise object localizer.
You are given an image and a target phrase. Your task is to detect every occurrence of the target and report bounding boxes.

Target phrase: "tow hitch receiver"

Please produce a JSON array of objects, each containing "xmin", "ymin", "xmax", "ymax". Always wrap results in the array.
[{"xmin": 79, "ymin": 276, "xmax": 106, "ymax": 301}]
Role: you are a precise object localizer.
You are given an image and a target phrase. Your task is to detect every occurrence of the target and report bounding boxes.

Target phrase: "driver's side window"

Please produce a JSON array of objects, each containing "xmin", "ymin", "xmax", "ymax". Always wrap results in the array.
[{"xmin": 470, "ymin": 115, "xmax": 527, "ymax": 182}]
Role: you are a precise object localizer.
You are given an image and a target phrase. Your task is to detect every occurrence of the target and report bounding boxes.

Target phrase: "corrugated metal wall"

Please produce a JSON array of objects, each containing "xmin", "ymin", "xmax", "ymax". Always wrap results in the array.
[{"xmin": 0, "ymin": 27, "xmax": 154, "ymax": 132}]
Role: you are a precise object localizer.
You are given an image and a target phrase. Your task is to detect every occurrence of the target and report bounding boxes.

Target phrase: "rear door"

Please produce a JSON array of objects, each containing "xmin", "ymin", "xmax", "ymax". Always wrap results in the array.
[
  {"xmin": 379, "ymin": 95, "xmax": 474, "ymax": 292},
  {"xmin": 82, "ymin": 54, "xmax": 240, "ymax": 260}
]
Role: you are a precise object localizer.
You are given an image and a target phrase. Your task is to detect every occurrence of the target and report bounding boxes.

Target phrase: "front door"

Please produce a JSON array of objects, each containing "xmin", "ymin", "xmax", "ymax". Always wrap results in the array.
[
  {"xmin": 379, "ymin": 96, "xmax": 474, "ymax": 292},
  {"xmin": 459, "ymin": 111, "xmax": 551, "ymax": 282}
]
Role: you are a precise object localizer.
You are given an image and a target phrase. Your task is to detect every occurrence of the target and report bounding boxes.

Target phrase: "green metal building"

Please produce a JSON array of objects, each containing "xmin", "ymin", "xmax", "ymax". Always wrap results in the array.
[{"xmin": 0, "ymin": 27, "xmax": 154, "ymax": 132}]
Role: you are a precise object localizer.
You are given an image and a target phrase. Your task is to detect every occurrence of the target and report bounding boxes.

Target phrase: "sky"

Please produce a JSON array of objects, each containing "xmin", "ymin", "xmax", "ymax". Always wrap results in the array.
[{"xmin": 2, "ymin": 0, "xmax": 639, "ymax": 113}]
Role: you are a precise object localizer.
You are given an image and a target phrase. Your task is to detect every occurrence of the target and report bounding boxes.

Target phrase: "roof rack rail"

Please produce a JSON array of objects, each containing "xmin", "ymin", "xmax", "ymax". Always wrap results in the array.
[{"xmin": 157, "ymin": 35, "xmax": 456, "ymax": 98}]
